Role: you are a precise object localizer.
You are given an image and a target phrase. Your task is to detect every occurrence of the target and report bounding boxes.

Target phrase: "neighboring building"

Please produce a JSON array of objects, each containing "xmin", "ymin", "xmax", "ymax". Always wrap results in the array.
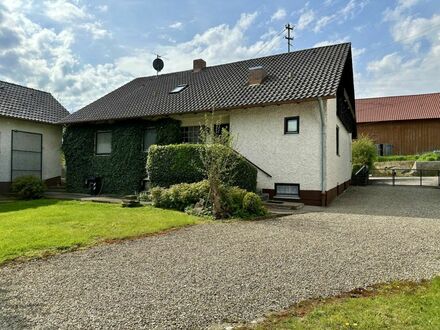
[
  {"xmin": 0, "ymin": 81, "xmax": 69, "ymax": 193},
  {"xmin": 356, "ymin": 92, "xmax": 440, "ymax": 155},
  {"xmin": 60, "ymin": 43, "xmax": 356, "ymax": 206}
]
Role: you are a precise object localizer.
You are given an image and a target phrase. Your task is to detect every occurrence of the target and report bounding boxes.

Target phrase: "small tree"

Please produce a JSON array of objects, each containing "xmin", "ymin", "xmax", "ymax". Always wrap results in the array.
[
  {"xmin": 198, "ymin": 113, "xmax": 238, "ymax": 219},
  {"xmin": 352, "ymin": 134, "xmax": 377, "ymax": 168}
]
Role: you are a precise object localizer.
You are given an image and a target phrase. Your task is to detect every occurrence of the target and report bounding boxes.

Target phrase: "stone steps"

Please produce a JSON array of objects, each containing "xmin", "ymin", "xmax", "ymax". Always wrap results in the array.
[{"xmin": 263, "ymin": 200, "xmax": 304, "ymax": 215}]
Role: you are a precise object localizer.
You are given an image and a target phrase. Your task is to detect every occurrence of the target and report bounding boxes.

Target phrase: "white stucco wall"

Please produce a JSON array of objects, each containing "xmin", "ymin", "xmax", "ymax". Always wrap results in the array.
[
  {"xmin": 0, "ymin": 117, "xmax": 63, "ymax": 183},
  {"xmin": 325, "ymin": 98, "xmax": 352, "ymax": 190},
  {"xmin": 229, "ymin": 101, "xmax": 322, "ymax": 191},
  {"xmin": 171, "ymin": 112, "xmax": 229, "ymax": 127}
]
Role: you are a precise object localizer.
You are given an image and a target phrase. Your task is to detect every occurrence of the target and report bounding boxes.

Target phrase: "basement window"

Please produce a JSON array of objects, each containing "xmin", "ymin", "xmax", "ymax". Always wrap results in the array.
[
  {"xmin": 170, "ymin": 84, "xmax": 188, "ymax": 94},
  {"xmin": 275, "ymin": 183, "xmax": 300, "ymax": 199},
  {"xmin": 95, "ymin": 131, "xmax": 112, "ymax": 155},
  {"xmin": 284, "ymin": 116, "xmax": 299, "ymax": 134}
]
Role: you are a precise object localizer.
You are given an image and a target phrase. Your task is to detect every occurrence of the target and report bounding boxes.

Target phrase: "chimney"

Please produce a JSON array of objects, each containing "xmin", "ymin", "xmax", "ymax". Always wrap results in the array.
[
  {"xmin": 248, "ymin": 66, "xmax": 267, "ymax": 85},
  {"xmin": 193, "ymin": 59, "xmax": 206, "ymax": 72}
]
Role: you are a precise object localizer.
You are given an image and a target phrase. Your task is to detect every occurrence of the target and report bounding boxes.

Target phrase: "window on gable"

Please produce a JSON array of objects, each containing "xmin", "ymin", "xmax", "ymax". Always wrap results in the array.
[
  {"xmin": 336, "ymin": 126, "xmax": 340, "ymax": 156},
  {"xmin": 143, "ymin": 127, "xmax": 157, "ymax": 152},
  {"xmin": 95, "ymin": 131, "xmax": 112, "ymax": 155},
  {"xmin": 284, "ymin": 116, "xmax": 299, "ymax": 134},
  {"xmin": 170, "ymin": 84, "xmax": 188, "ymax": 94},
  {"xmin": 181, "ymin": 126, "xmax": 201, "ymax": 143}
]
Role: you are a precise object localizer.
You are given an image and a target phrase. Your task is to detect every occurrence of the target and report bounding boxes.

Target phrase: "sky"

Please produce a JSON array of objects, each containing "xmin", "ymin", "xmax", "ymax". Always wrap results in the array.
[{"xmin": 0, "ymin": 0, "xmax": 439, "ymax": 112}]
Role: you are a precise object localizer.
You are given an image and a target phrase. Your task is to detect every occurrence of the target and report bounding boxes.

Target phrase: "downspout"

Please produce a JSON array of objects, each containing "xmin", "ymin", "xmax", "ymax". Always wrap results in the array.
[{"xmin": 317, "ymin": 97, "xmax": 326, "ymax": 206}]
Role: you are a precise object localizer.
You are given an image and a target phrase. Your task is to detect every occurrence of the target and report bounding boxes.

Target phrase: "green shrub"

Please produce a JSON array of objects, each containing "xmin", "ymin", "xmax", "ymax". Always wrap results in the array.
[
  {"xmin": 352, "ymin": 135, "xmax": 377, "ymax": 168},
  {"xmin": 242, "ymin": 192, "xmax": 266, "ymax": 216},
  {"xmin": 150, "ymin": 180, "xmax": 266, "ymax": 218},
  {"xmin": 149, "ymin": 180, "xmax": 210, "ymax": 211},
  {"xmin": 147, "ymin": 144, "xmax": 257, "ymax": 192},
  {"xmin": 11, "ymin": 176, "xmax": 46, "ymax": 199},
  {"xmin": 418, "ymin": 152, "xmax": 440, "ymax": 162}
]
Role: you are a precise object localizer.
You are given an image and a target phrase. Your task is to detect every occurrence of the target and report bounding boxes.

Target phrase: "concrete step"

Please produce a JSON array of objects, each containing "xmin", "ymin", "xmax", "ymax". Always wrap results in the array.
[{"xmin": 263, "ymin": 200, "xmax": 304, "ymax": 210}]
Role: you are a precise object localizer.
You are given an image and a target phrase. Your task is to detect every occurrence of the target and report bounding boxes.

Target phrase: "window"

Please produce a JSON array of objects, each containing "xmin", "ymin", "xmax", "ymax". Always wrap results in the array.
[
  {"xmin": 95, "ymin": 131, "xmax": 112, "ymax": 155},
  {"xmin": 143, "ymin": 127, "xmax": 157, "ymax": 151},
  {"xmin": 284, "ymin": 116, "xmax": 299, "ymax": 134},
  {"xmin": 170, "ymin": 84, "xmax": 188, "ymax": 94},
  {"xmin": 336, "ymin": 126, "xmax": 340, "ymax": 156},
  {"xmin": 275, "ymin": 183, "xmax": 300, "ymax": 198},
  {"xmin": 181, "ymin": 126, "xmax": 201, "ymax": 143}
]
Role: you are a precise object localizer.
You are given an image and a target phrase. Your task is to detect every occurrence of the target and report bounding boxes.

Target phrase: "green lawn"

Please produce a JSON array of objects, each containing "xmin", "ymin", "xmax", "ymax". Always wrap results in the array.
[
  {"xmin": 0, "ymin": 199, "xmax": 203, "ymax": 265},
  {"xmin": 253, "ymin": 278, "xmax": 440, "ymax": 329}
]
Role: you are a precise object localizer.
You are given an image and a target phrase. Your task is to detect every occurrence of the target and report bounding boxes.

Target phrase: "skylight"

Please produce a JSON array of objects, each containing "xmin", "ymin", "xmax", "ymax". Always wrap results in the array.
[{"xmin": 170, "ymin": 84, "xmax": 188, "ymax": 94}]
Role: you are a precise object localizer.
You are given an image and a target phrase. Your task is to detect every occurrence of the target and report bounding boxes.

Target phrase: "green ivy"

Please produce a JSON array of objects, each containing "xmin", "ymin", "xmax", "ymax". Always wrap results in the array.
[
  {"xmin": 147, "ymin": 144, "xmax": 257, "ymax": 192},
  {"xmin": 62, "ymin": 119, "xmax": 181, "ymax": 195}
]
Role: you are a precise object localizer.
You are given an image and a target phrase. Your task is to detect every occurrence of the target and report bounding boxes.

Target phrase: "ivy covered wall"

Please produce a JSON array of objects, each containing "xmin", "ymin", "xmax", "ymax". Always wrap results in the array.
[{"xmin": 62, "ymin": 119, "xmax": 181, "ymax": 195}]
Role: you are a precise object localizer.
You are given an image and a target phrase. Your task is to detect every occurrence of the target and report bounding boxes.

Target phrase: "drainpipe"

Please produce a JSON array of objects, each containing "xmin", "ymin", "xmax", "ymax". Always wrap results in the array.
[{"xmin": 317, "ymin": 97, "xmax": 326, "ymax": 206}]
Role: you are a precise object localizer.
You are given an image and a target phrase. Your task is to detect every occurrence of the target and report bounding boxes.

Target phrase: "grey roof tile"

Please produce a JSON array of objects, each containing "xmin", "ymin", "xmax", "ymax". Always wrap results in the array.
[
  {"xmin": 0, "ymin": 81, "xmax": 68, "ymax": 124},
  {"xmin": 61, "ymin": 43, "xmax": 351, "ymax": 124}
]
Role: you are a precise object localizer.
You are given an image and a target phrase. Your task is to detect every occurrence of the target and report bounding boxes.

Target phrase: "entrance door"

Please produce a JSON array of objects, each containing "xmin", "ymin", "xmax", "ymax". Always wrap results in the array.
[{"xmin": 11, "ymin": 130, "xmax": 42, "ymax": 180}]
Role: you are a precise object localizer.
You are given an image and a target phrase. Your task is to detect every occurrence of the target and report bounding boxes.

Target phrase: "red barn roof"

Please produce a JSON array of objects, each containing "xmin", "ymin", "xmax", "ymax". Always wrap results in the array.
[{"xmin": 356, "ymin": 92, "xmax": 440, "ymax": 123}]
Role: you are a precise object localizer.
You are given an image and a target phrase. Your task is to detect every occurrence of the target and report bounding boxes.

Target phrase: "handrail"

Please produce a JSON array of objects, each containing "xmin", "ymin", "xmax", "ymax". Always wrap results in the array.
[
  {"xmin": 232, "ymin": 149, "xmax": 272, "ymax": 178},
  {"xmin": 355, "ymin": 164, "xmax": 368, "ymax": 176}
]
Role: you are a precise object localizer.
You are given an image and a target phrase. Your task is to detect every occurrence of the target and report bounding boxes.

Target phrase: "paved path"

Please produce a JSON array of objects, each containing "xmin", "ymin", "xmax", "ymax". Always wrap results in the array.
[{"xmin": 1, "ymin": 186, "xmax": 440, "ymax": 329}]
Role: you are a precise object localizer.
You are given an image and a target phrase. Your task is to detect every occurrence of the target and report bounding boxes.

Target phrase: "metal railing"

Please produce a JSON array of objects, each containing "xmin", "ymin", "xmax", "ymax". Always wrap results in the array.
[{"xmin": 369, "ymin": 168, "xmax": 440, "ymax": 187}]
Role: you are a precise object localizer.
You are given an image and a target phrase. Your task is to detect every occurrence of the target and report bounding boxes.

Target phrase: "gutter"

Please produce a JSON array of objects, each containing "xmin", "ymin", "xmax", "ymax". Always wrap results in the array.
[{"xmin": 317, "ymin": 97, "xmax": 326, "ymax": 205}]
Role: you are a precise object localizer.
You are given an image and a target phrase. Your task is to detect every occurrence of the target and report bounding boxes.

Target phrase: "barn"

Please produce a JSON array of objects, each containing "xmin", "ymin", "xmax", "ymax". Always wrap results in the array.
[{"xmin": 356, "ymin": 92, "xmax": 440, "ymax": 156}]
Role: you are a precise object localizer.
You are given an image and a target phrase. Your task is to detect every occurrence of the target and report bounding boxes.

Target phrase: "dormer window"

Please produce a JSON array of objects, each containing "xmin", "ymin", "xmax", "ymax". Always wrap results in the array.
[{"xmin": 170, "ymin": 84, "xmax": 188, "ymax": 94}]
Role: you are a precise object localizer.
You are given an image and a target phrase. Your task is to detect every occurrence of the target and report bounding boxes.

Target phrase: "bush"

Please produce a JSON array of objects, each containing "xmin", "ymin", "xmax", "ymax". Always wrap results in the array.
[
  {"xmin": 11, "ymin": 176, "xmax": 46, "ymax": 199},
  {"xmin": 149, "ymin": 180, "xmax": 210, "ymax": 211},
  {"xmin": 150, "ymin": 180, "xmax": 266, "ymax": 218},
  {"xmin": 147, "ymin": 144, "xmax": 257, "ymax": 192},
  {"xmin": 418, "ymin": 152, "xmax": 440, "ymax": 162},
  {"xmin": 242, "ymin": 192, "xmax": 266, "ymax": 216},
  {"xmin": 352, "ymin": 135, "xmax": 377, "ymax": 168}
]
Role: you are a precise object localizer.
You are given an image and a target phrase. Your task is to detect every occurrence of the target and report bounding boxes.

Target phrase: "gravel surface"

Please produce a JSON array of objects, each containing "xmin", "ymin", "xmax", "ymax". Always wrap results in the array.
[{"xmin": 1, "ymin": 185, "xmax": 440, "ymax": 329}]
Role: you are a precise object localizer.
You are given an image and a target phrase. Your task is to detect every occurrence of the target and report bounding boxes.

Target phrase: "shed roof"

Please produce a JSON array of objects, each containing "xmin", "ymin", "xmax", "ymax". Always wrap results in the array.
[{"xmin": 356, "ymin": 92, "xmax": 440, "ymax": 123}]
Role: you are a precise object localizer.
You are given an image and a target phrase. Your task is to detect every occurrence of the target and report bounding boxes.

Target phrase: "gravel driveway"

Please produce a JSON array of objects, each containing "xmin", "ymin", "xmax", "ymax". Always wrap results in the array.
[{"xmin": 1, "ymin": 185, "xmax": 440, "ymax": 329}]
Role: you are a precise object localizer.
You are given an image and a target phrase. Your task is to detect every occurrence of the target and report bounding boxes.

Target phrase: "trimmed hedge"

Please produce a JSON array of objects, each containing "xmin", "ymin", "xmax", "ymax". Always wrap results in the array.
[
  {"xmin": 62, "ymin": 119, "xmax": 182, "ymax": 195},
  {"xmin": 147, "ymin": 144, "xmax": 257, "ymax": 192}
]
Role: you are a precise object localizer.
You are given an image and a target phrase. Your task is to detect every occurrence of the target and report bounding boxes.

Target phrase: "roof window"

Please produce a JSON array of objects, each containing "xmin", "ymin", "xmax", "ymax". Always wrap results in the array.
[{"xmin": 170, "ymin": 84, "xmax": 188, "ymax": 94}]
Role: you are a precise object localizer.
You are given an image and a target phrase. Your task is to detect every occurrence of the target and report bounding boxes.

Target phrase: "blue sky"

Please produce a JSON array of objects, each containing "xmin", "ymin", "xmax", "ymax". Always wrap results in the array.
[{"xmin": 0, "ymin": 0, "xmax": 439, "ymax": 111}]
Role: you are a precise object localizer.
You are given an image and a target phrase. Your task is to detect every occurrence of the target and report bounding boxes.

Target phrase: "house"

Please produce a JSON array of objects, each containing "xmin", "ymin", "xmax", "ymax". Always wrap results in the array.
[
  {"xmin": 0, "ymin": 81, "xmax": 69, "ymax": 193},
  {"xmin": 356, "ymin": 92, "xmax": 440, "ymax": 155},
  {"xmin": 60, "ymin": 43, "xmax": 356, "ymax": 206}
]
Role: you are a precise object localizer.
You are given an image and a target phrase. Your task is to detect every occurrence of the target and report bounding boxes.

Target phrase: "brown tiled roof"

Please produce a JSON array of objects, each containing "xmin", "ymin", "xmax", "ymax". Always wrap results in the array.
[
  {"xmin": 0, "ymin": 80, "xmax": 69, "ymax": 124},
  {"xmin": 356, "ymin": 92, "xmax": 440, "ymax": 123},
  {"xmin": 60, "ymin": 43, "xmax": 352, "ymax": 124}
]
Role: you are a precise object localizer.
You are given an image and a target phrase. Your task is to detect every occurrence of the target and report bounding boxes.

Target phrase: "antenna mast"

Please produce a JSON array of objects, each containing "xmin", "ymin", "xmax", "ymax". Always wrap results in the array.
[{"xmin": 285, "ymin": 23, "xmax": 294, "ymax": 53}]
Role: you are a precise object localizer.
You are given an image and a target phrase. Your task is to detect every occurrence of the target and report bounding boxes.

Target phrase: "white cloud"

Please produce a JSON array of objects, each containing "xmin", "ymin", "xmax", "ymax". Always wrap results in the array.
[
  {"xmin": 97, "ymin": 5, "xmax": 108, "ymax": 13},
  {"xmin": 81, "ymin": 22, "xmax": 112, "ymax": 39},
  {"xmin": 271, "ymin": 8, "xmax": 287, "ymax": 22},
  {"xmin": 43, "ymin": 0, "xmax": 89, "ymax": 23},
  {"xmin": 358, "ymin": 2, "xmax": 440, "ymax": 97},
  {"xmin": 313, "ymin": 0, "xmax": 368, "ymax": 32},
  {"xmin": 169, "ymin": 21, "xmax": 183, "ymax": 30},
  {"xmin": 297, "ymin": 9, "xmax": 315, "ymax": 30},
  {"xmin": 313, "ymin": 37, "xmax": 350, "ymax": 47}
]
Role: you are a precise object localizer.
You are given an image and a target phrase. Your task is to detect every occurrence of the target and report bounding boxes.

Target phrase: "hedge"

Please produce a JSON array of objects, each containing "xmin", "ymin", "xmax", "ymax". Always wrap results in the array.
[
  {"xmin": 147, "ymin": 144, "xmax": 257, "ymax": 192},
  {"xmin": 62, "ymin": 119, "xmax": 182, "ymax": 195}
]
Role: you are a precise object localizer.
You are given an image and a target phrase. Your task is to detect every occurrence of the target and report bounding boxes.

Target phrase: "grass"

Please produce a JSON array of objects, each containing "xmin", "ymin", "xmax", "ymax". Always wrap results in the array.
[
  {"xmin": 248, "ymin": 278, "xmax": 440, "ymax": 330},
  {"xmin": 0, "ymin": 199, "xmax": 204, "ymax": 265}
]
